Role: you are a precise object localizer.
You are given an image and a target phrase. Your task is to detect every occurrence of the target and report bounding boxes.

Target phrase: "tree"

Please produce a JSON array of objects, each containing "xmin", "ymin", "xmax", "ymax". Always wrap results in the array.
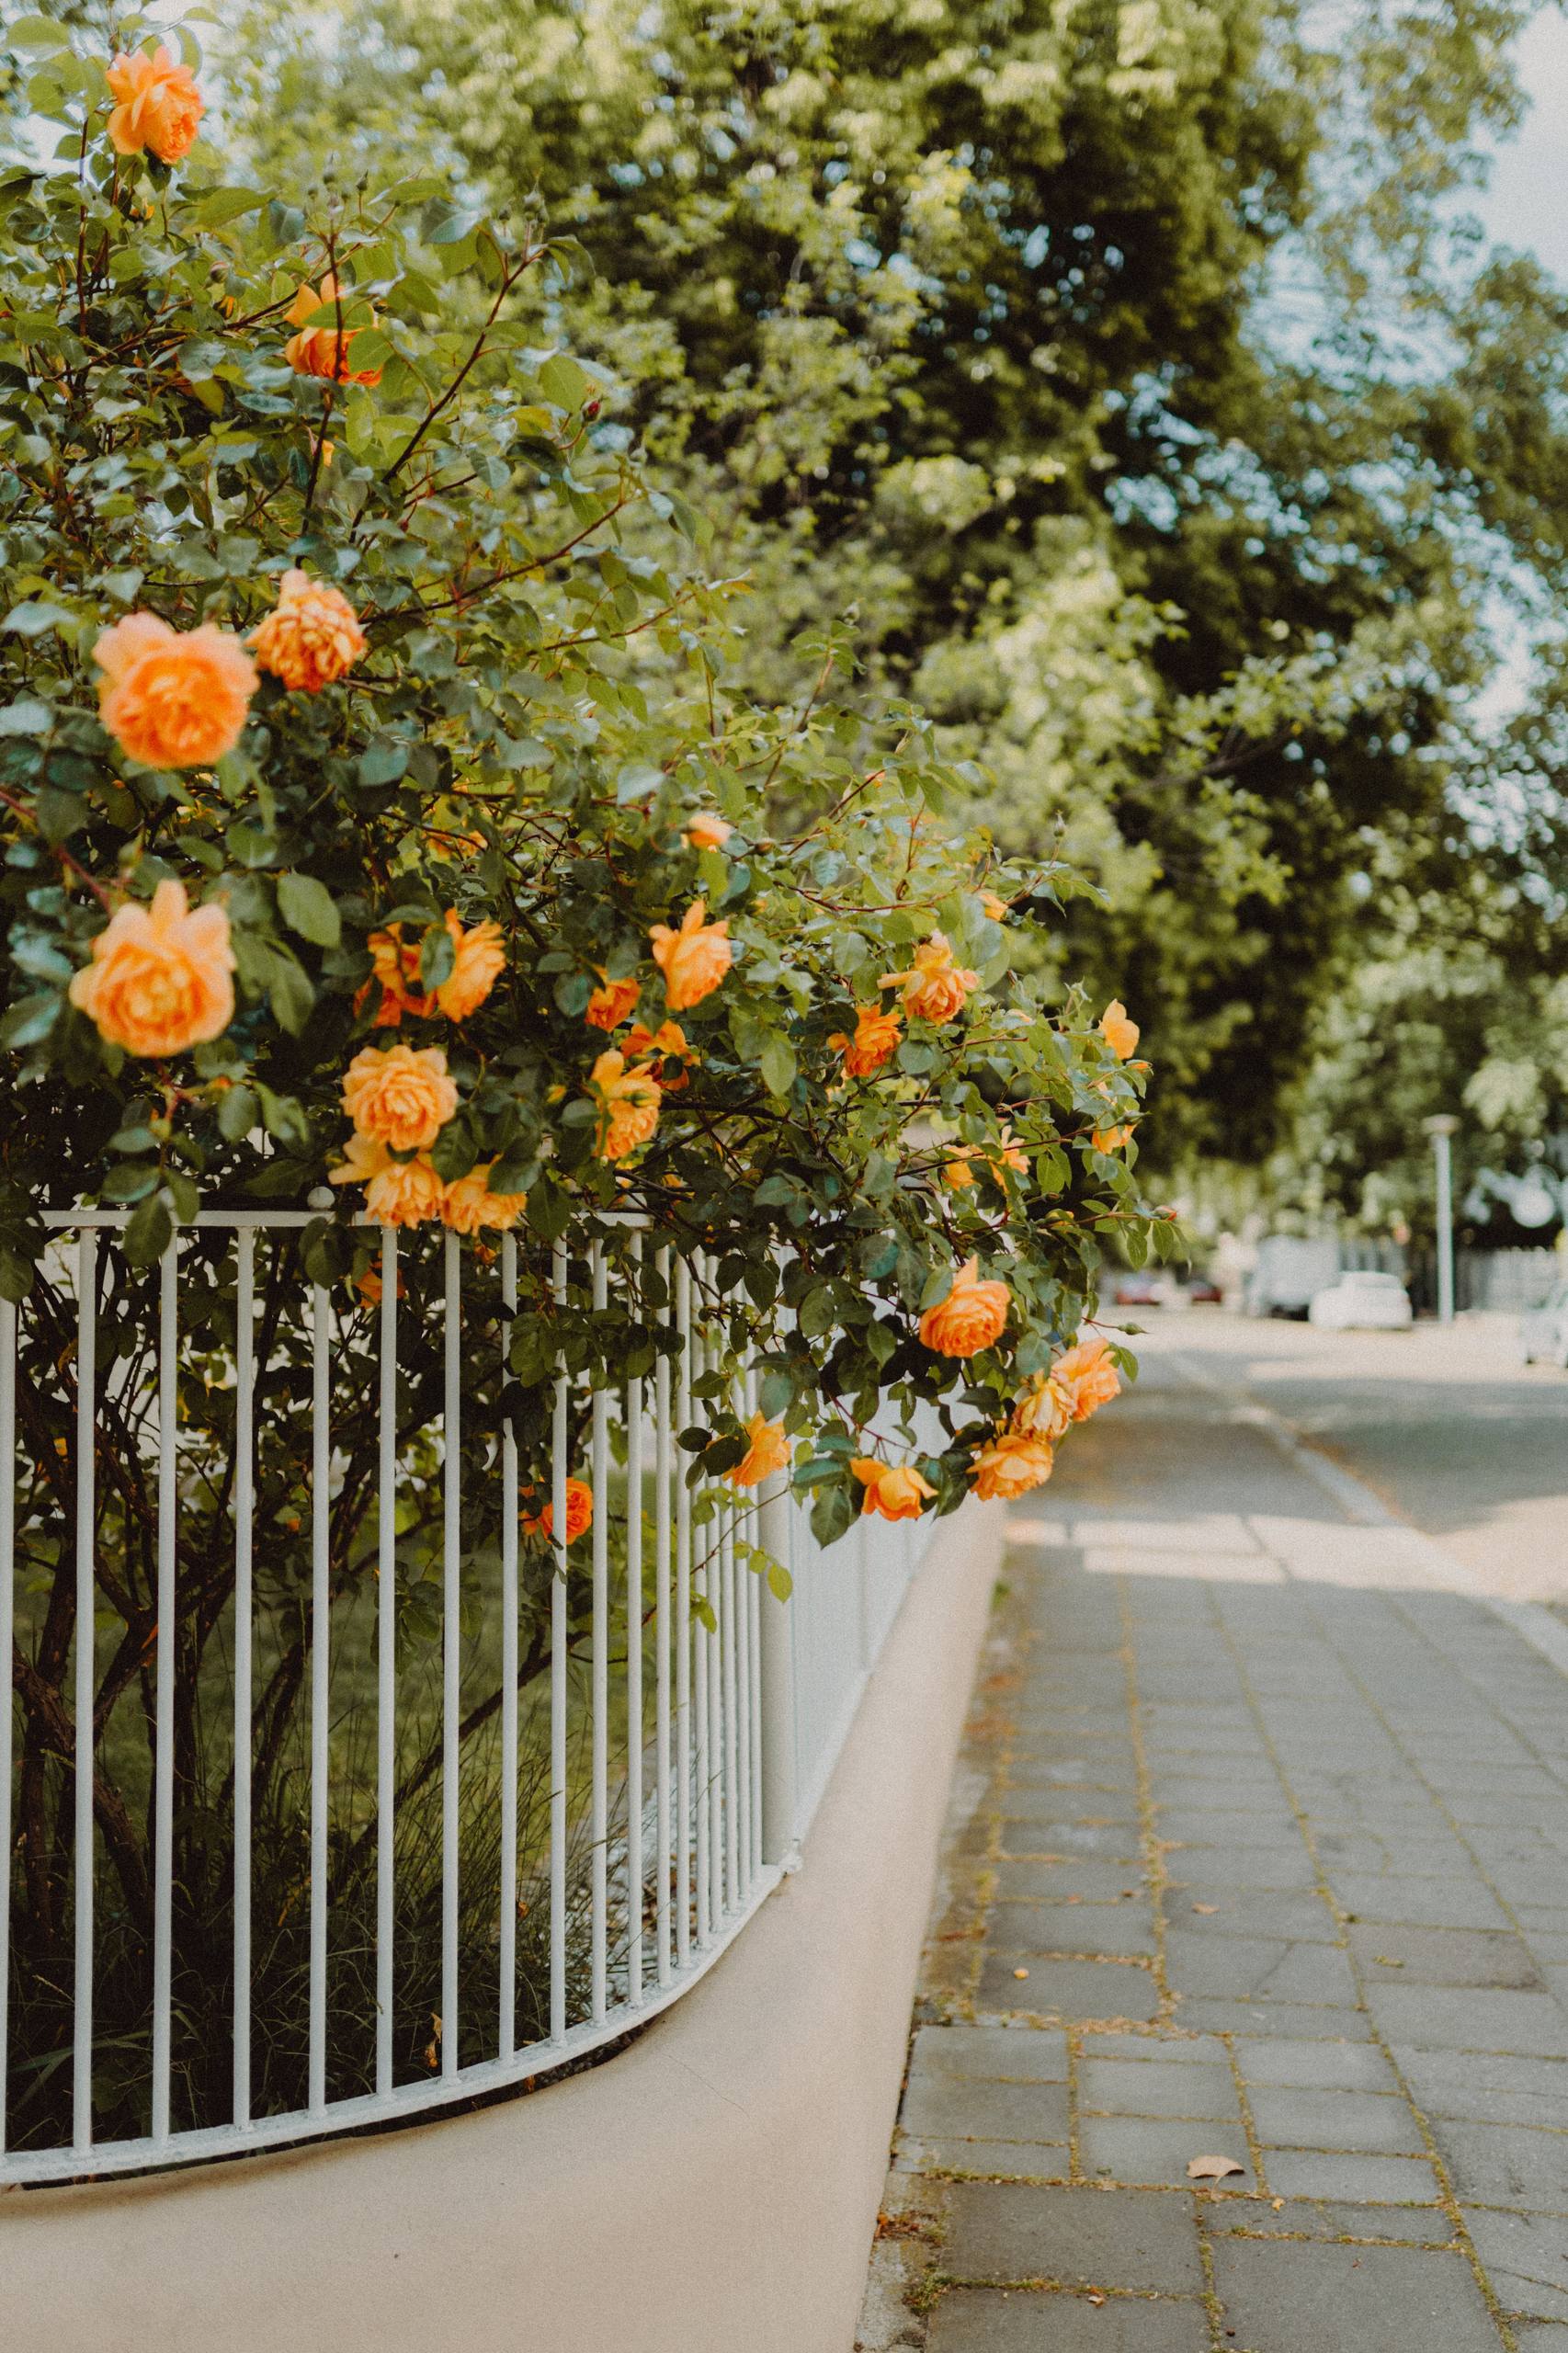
[{"xmin": 215, "ymin": 0, "xmax": 1563, "ymax": 1173}]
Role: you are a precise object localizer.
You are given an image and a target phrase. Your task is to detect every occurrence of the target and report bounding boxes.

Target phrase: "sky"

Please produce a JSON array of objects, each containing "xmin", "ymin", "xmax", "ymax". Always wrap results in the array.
[{"xmin": 1476, "ymin": 6, "xmax": 1568, "ymax": 279}]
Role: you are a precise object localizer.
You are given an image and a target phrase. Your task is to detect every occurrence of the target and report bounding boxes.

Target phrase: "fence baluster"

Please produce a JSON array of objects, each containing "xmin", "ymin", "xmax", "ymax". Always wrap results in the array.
[
  {"xmin": 233, "ymin": 1230, "xmax": 256, "ymax": 2128},
  {"xmin": 625, "ymin": 1231, "xmax": 644, "ymax": 2010},
  {"xmin": 550, "ymin": 1238, "xmax": 568, "ymax": 2042},
  {"xmin": 654, "ymin": 1247, "xmax": 672, "ymax": 1988},
  {"xmin": 376, "ymin": 1227, "xmax": 397, "ymax": 2097},
  {"xmin": 441, "ymin": 1232, "xmax": 460, "ymax": 2080},
  {"xmin": 675, "ymin": 1255, "xmax": 692, "ymax": 1965},
  {"xmin": 590, "ymin": 1239, "xmax": 608, "ymax": 2025},
  {"xmin": 0, "ymin": 1296, "xmax": 15, "ymax": 2154},
  {"xmin": 309, "ymin": 1277, "xmax": 331, "ymax": 2115},
  {"xmin": 151, "ymin": 1236, "xmax": 179, "ymax": 2142},
  {"xmin": 499, "ymin": 1230, "xmax": 518, "ymax": 2063},
  {"xmin": 72, "ymin": 1227, "xmax": 97, "ymax": 2157}
]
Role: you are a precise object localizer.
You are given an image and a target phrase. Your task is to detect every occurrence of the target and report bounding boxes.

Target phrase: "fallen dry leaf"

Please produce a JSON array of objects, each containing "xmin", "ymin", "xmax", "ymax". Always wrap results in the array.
[
  {"xmin": 1086, "ymin": 2292, "xmax": 1107, "ymax": 2307},
  {"xmin": 1271, "ymin": 2198, "xmax": 1285, "ymax": 2212},
  {"xmin": 1191, "ymin": 1903, "xmax": 1218, "ymax": 1915},
  {"xmin": 1373, "ymin": 1954, "xmax": 1404, "ymax": 1968},
  {"xmin": 1013, "ymin": 1966, "xmax": 1030, "ymax": 1981},
  {"xmin": 1187, "ymin": 2154, "xmax": 1245, "ymax": 2181}
]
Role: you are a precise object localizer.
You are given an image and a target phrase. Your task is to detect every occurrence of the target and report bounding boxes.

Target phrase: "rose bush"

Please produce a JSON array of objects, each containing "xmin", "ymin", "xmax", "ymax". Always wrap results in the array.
[{"xmin": 0, "ymin": 17, "xmax": 1172, "ymax": 1552}]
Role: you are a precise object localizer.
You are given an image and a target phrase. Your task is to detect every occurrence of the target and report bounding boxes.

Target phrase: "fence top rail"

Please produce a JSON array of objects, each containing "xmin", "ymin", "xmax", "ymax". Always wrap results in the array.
[{"xmin": 39, "ymin": 1206, "xmax": 664, "ymax": 1233}]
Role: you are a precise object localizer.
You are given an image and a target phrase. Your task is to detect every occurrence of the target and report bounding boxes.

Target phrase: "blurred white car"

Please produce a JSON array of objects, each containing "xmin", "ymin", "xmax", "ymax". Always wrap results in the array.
[
  {"xmin": 1519, "ymin": 1281, "xmax": 1568, "ymax": 1368},
  {"xmin": 1308, "ymin": 1271, "xmax": 1414, "ymax": 1331}
]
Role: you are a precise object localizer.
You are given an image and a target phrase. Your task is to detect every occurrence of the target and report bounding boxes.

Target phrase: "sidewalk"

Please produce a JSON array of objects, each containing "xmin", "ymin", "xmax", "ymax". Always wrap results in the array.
[{"xmin": 858, "ymin": 1346, "xmax": 1568, "ymax": 2352}]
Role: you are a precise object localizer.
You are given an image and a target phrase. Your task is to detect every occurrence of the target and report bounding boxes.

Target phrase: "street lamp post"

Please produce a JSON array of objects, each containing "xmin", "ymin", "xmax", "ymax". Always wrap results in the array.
[{"xmin": 1424, "ymin": 1115, "xmax": 1460, "ymax": 1324}]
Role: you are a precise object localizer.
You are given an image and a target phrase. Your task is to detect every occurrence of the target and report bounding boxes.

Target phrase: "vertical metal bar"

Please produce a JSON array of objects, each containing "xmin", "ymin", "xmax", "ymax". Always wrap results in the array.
[
  {"xmin": 151, "ymin": 1236, "xmax": 179, "ymax": 2142},
  {"xmin": 625, "ymin": 1231, "xmax": 644, "ymax": 2010},
  {"xmin": 0, "ymin": 1295, "xmax": 16, "ymax": 2154},
  {"xmin": 550, "ymin": 1239, "xmax": 568, "ymax": 2041},
  {"xmin": 441, "ymin": 1232, "xmax": 460, "ymax": 2082},
  {"xmin": 746, "ymin": 1370, "xmax": 764, "ymax": 1886},
  {"xmin": 72, "ymin": 1226, "xmax": 97, "ymax": 2157},
  {"xmin": 233, "ymin": 1229, "xmax": 255, "ymax": 2129},
  {"xmin": 721, "ymin": 1486, "xmax": 738, "ymax": 1914},
  {"xmin": 734, "ymin": 1372, "xmax": 754, "ymax": 1896},
  {"xmin": 498, "ymin": 1231, "xmax": 518, "ymax": 2063},
  {"xmin": 758, "ymin": 1475, "xmax": 798, "ymax": 1868},
  {"xmin": 674, "ymin": 1256, "xmax": 692, "ymax": 1968},
  {"xmin": 309, "ymin": 1278, "xmax": 330, "ymax": 2115},
  {"xmin": 692, "ymin": 1262, "xmax": 710, "ymax": 1945},
  {"xmin": 589, "ymin": 1241, "xmax": 608, "ymax": 2025},
  {"xmin": 375, "ymin": 1227, "xmax": 397, "ymax": 2098},
  {"xmin": 653, "ymin": 1248, "xmax": 672, "ymax": 1988}
]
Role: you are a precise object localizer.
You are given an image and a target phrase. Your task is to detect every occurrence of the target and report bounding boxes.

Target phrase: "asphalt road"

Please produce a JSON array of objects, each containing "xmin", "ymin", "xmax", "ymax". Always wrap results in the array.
[{"xmin": 1104, "ymin": 1309, "xmax": 1568, "ymax": 1604}]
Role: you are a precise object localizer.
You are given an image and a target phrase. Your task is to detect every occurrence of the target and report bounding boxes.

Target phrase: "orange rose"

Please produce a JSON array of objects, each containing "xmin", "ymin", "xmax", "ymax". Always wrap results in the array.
[
  {"xmin": 1092, "ymin": 1123, "xmax": 1134, "ymax": 1154},
  {"xmin": 685, "ymin": 813, "xmax": 733, "ymax": 851},
  {"xmin": 943, "ymin": 1152, "xmax": 977, "ymax": 1191},
  {"xmin": 589, "ymin": 1049, "xmax": 662, "ymax": 1161},
  {"xmin": 918, "ymin": 1256, "xmax": 1010, "ymax": 1358},
  {"xmin": 585, "ymin": 974, "xmax": 641, "ymax": 1030},
  {"xmin": 851, "ymin": 1459, "xmax": 937, "ymax": 1522},
  {"xmin": 329, "ymin": 1135, "xmax": 447, "ymax": 1228},
  {"xmin": 650, "ymin": 899, "xmax": 732, "ymax": 1013},
  {"xmin": 1048, "ymin": 1336, "xmax": 1121, "ymax": 1425},
  {"xmin": 439, "ymin": 1162, "xmax": 527, "ymax": 1234},
  {"xmin": 361, "ymin": 925, "xmax": 435, "ymax": 1027},
  {"xmin": 68, "ymin": 878, "xmax": 233, "ymax": 1058},
  {"xmin": 726, "ymin": 1414, "xmax": 791, "ymax": 1489},
  {"xmin": 980, "ymin": 891, "xmax": 1009, "ymax": 922},
  {"xmin": 104, "ymin": 44, "xmax": 204, "ymax": 163},
  {"xmin": 524, "ymin": 1478, "xmax": 594, "ymax": 1545},
  {"xmin": 1100, "ymin": 1000, "xmax": 1140, "ymax": 1060},
  {"xmin": 880, "ymin": 932, "xmax": 980, "ymax": 1024},
  {"xmin": 1010, "ymin": 1376, "xmax": 1072, "ymax": 1445},
  {"xmin": 95, "ymin": 611, "xmax": 256, "ymax": 770},
  {"xmin": 250, "ymin": 568, "xmax": 367, "ymax": 694},
  {"xmin": 829, "ymin": 1003, "xmax": 903, "ymax": 1076},
  {"xmin": 283, "ymin": 275, "xmax": 383, "ymax": 387},
  {"xmin": 623, "ymin": 1019, "xmax": 691, "ymax": 1063},
  {"xmin": 971, "ymin": 1429, "xmax": 1055, "ymax": 1503},
  {"xmin": 342, "ymin": 1043, "xmax": 459, "ymax": 1152},
  {"xmin": 437, "ymin": 912, "xmax": 506, "ymax": 1021}
]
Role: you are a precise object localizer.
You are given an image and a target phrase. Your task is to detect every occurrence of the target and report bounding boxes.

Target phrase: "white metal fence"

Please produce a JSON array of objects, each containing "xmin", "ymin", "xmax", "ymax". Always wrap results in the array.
[{"xmin": 0, "ymin": 1209, "xmax": 927, "ymax": 2185}]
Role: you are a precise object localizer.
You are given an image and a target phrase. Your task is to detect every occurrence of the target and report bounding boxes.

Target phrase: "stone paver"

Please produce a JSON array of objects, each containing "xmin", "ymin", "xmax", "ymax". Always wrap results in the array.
[{"xmin": 856, "ymin": 1346, "xmax": 1568, "ymax": 2350}]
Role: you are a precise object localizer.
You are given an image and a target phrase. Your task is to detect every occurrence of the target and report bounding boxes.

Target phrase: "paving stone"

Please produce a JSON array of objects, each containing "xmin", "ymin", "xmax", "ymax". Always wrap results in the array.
[
  {"xmin": 1006, "ymin": 1757, "xmax": 1138, "ymax": 1791},
  {"xmin": 1207, "ymin": 2236, "xmax": 1498, "ymax": 2353},
  {"xmin": 1204, "ymin": 2198, "xmax": 1455, "ymax": 2245},
  {"xmin": 1514, "ymin": 2328, "xmax": 1568, "ymax": 2349},
  {"xmin": 1079, "ymin": 2112, "xmax": 1254, "ymax": 2189},
  {"xmin": 1172, "ymin": 1997, "xmax": 1372, "ymax": 2039},
  {"xmin": 927, "ymin": 2287, "xmax": 1210, "ymax": 2352},
  {"xmin": 1078, "ymin": 2055, "xmax": 1240, "ymax": 2120},
  {"xmin": 912, "ymin": 2025, "xmax": 1071, "ymax": 2085},
  {"xmin": 1346, "ymin": 1921, "xmax": 1543, "ymax": 1989},
  {"xmin": 1260, "ymin": 2148, "xmax": 1440, "ymax": 2202},
  {"xmin": 1364, "ymin": 1984, "xmax": 1568, "ymax": 2057},
  {"xmin": 988, "ymin": 1902, "xmax": 1158, "ymax": 1960},
  {"xmin": 899, "ymin": 2137, "xmax": 1071, "ymax": 2180},
  {"xmin": 1435, "ymin": 2120, "xmax": 1568, "ymax": 2211},
  {"xmin": 1161, "ymin": 1886, "xmax": 1340, "ymax": 1942},
  {"xmin": 994, "ymin": 1859, "xmax": 1142, "ymax": 1900},
  {"xmin": 1461, "ymin": 2207, "xmax": 1568, "ymax": 2321},
  {"xmin": 1246, "ymin": 2085, "xmax": 1426, "ymax": 2155},
  {"xmin": 903, "ymin": 2073, "xmax": 1071, "ymax": 2143},
  {"xmin": 1081, "ymin": 2030, "xmax": 1232, "ymax": 2065},
  {"xmin": 1148, "ymin": 1844, "xmax": 1319, "ymax": 1890},
  {"xmin": 1327, "ymin": 1872, "xmax": 1511, "ymax": 1930},
  {"xmin": 1156, "ymin": 1806, "xmax": 1302, "ymax": 1847},
  {"xmin": 943, "ymin": 2183, "xmax": 1206, "ymax": 2291},
  {"xmin": 1154, "ymin": 1773, "xmax": 1292, "ymax": 1813},
  {"xmin": 1392, "ymin": 2045, "xmax": 1568, "ymax": 2130},
  {"xmin": 977, "ymin": 1955, "xmax": 1161, "ymax": 2022},
  {"xmin": 1234, "ymin": 2038, "xmax": 1400, "ymax": 2095},
  {"xmin": 999, "ymin": 1790, "xmax": 1140, "ymax": 1828},
  {"xmin": 1164, "ymin": 1929, "xmax": 1356, "ymax": 2005}
]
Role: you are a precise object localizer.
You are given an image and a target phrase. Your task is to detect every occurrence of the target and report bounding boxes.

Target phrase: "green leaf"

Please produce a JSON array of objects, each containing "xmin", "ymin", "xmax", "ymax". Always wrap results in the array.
[
  {"xmin": 358, "ymin": 738, "xmax": 410, "ymax": 788},
  {"xmin": 123, "ymin": 1195, "xmax": 174, "ymax": 1268},
  {"xmin": 267, "ymin": 949, "xmax": 315, "ymax": 1037},
  {"xmin": 217, "ymin": 1084, "xmax": 257, "ymax": 1142},
  {"xmin": 759, "ymin": 1034, "xmax": 796, "ymax": 1100},
  {"xmin": 540, "ymin": 353, "xmax": 593, "ymax": 410},
  {"xmin": 277, "ymin": 871, "xmax": 341, "ymax": 949}
]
